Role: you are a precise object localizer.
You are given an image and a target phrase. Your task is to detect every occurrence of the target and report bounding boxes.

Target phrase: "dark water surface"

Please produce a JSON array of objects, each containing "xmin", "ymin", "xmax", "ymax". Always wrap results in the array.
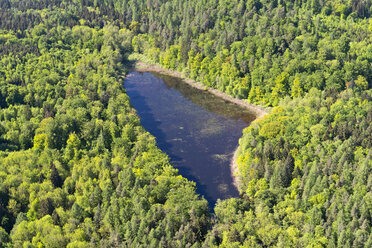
[{"xmin": 124, "ymin": 71, "xmax": 256, "ymax": 207}]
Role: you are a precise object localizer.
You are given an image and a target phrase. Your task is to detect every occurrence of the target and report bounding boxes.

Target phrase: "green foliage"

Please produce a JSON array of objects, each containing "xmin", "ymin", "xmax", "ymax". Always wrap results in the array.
[
  {"xmin": 126, "ymin": 0, "xmax": 371, "ymax": 106},
  {"xmin": 227, "ymin": 88, "xmax": 372, "ymax": 247},
  {"xmin": 0, "ymin": 10, "xmax": 209, "ymax": 246},
  {"xmin": 291, "ymin": 77, "xmax": 304, "ymax": 98},
  {"xmin": 0, "ymin": 0, "xmax": 371, "ymax": 247},
  {"xmin": 355, "ymin": 75, "xmax": 369, "ymax": 90},
  {"xmin": 259, "ymin": 120, "xmax": 284, "ymax": 139}
]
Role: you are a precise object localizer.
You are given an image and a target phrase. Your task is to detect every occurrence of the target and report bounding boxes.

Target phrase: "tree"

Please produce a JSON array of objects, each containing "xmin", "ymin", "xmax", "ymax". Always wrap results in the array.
[
  {"xmin": 50, "ymin": 163, "xmax": 63, "ymax": 188},
  {"xmin": 0, "ymin": 227, "xmax": 10, "ymax": 248},
  {"xmin": 354, "ymin": 75, "xmax": 368, "ymax": 90},
  {"xmin": 291, "ymin": 77, "xmax": 303, "ymax": 98},
  {"xmin": 33, "ymin": 133, "xmax": 49, "ymax": 150},
  {"xmin": 271, "ymin": 72, "xmax": 289, "ymax": 106}
]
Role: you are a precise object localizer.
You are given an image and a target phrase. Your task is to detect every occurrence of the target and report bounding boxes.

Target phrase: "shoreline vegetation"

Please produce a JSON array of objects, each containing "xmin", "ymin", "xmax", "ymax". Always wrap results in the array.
[{"xmin": 129, "ymin": 57, "xmax": 268, "ymax": 192}]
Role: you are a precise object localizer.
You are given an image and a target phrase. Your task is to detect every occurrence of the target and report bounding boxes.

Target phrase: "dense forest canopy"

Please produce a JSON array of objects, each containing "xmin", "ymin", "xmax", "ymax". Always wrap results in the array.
[
  {"xmin": 127, "ymin": 0, "xmax": 371, "ymax": 104},
  {"xmin": 0, "ymin": 0, "xmax": 371, "ymax": 247}
]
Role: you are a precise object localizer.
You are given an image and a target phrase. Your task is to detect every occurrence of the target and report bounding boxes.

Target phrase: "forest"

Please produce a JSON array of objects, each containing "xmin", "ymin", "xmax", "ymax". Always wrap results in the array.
[{"xmin": 0, "ymin": 0, "xmax": 371, "ymax": 247}]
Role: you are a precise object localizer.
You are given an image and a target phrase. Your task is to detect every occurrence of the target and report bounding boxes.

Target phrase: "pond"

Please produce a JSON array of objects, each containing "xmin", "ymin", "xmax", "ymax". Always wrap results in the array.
[{"xmin": 124, "ymin": 71, "xmax": 256, "ymax": 208}]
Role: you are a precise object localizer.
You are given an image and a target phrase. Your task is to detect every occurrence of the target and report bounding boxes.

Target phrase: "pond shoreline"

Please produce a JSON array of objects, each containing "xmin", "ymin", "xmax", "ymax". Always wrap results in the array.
[
  {"xmin": 132, "ymin": 60, "xmax": 267, "ymax": 192},
  {"xmin": 134, "ymin": 61, "xmax": 267, "ymax": 118}
]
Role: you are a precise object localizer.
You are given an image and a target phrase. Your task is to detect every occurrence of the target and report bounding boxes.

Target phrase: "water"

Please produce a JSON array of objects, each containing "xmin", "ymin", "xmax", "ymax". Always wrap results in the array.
[{"xmin": 124, "ymin": 71, "xmax": 256, "ymax": 208}]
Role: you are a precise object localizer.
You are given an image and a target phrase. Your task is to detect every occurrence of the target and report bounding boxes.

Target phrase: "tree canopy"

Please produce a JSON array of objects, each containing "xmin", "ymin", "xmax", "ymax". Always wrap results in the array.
[{"xmin": 0, "ymin": 0, "xmax": 371, "ymax": 247}]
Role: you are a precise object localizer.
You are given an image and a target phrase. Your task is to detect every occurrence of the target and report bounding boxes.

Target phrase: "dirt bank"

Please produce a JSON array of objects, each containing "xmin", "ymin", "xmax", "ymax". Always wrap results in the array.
[{"xmin": 230, "ymin": 146, "xmax": 242, "ymax": 190}]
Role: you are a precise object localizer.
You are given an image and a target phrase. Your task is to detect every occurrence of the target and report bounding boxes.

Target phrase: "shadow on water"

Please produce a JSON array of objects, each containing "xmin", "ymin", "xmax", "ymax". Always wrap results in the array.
[
  {"xmin": 152, "ymin": 72, "xmax": 257, "ymax": 124},
  {"xmin": 124, "ymin": 71, "xmax": 256, "ymax": 209}
]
